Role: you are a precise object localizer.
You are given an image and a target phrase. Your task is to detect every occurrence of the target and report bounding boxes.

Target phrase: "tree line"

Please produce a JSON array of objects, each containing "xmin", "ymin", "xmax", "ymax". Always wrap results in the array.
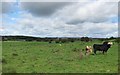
[{"xmin": 1, "ymin": 36, "xmax": 119, "ymax": 43}]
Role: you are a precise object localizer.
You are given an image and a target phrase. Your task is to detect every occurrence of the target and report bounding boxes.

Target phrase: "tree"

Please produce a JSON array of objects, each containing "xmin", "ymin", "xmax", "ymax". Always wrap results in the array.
[{"xmin": 81, "ymin": 37, "xmax": 91, "ymax": 42}]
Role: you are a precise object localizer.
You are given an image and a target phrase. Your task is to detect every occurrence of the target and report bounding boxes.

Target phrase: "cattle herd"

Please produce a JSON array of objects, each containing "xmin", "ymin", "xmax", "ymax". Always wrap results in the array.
[{"xmin": 85, "ymin": 41, "xmax": 113, "ymax": 55}]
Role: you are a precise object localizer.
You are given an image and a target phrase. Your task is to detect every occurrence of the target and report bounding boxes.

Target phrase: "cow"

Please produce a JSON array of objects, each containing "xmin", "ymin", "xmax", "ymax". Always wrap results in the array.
[
  {"xmin": 93, "ymin": 41, "xmax": 112, "ymax": 54},
  {"xmin": 59, "ymin": 44, "xmax": 62, "ymax": 46},
  {"xmin": 85, "ymin": 46, "xmax": 92, "ymax": 55}
]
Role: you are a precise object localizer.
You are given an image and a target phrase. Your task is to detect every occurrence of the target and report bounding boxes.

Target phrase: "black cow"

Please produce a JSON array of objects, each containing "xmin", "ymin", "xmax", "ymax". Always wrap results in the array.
[{"xmin": 93, "ymin": 42, "xmax": 112, "ymax": 54}]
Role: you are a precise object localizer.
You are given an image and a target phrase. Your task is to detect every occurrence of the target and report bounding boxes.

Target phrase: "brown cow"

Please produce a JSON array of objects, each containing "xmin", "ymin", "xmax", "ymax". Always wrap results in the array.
[{"xmin": 85, "ymin": 46, "xmax": 92, "ymax": 55}]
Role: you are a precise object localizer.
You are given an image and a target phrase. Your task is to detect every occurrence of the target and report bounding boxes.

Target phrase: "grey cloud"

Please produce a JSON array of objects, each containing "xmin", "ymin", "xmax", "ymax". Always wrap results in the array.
[
  {"xmin": 66, "ymin": 19, "xmax": 85, "ymax": 25},
  {"xmin": 66, "ymin": 18, "xmax": 108, "ymax": 25},
  {"xmin": 1, "ymin": 2, "xmax": 15, "ymax": 14},
  {"xmin": 21, "ymin": 2, "xmax": 71, "ymax": 17}
]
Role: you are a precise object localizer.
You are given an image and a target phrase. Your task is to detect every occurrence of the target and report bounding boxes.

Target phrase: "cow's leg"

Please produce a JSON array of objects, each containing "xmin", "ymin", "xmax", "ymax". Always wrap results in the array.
[
  {"xmin": 94, "ymin": 49, "xmax": 97, "ymax": 55},
  {"xmin": 102, "ymin": 51, "xmax": 105, "ymax": 54},
  {"xmin": 105, "ymin": 50, "xmax": 107, "ymax": 55}
]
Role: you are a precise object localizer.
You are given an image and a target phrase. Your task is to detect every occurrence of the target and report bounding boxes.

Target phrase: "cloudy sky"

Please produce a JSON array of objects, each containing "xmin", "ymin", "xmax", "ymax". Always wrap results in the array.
[{"xmin": 0, "ymin": 0, "xmax": 119, "ymax": 38}]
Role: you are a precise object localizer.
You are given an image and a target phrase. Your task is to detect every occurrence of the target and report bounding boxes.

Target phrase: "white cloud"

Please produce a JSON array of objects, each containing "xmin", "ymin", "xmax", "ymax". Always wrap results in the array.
[
  {"xmin": 2, "ymin": 12, "xmax": 118, "ymax": 38},
  {"xmin": 1, "ymin": 1, "xmax": 118, "ymax": 38},
  {"xmin": 54, "ymin": 2, "xmax": 118, "ymax": 24}
]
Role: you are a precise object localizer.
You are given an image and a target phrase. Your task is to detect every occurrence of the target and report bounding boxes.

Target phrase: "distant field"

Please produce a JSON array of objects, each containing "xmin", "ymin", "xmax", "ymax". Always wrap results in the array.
[{"xmin": 2, "ymin": 40, "xmax": 118, "ymax": 73}]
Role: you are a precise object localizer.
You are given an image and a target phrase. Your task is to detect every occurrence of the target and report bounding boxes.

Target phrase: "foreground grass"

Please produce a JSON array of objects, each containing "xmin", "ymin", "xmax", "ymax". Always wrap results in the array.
[{"xmin": 2, "ymin": 40, "xmax": 118, "ymax": 73}]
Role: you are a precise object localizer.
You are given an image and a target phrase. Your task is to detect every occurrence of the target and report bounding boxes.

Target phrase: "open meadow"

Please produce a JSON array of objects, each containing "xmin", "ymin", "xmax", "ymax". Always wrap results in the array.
[{"xmin": 2, "ymin": 40, "xmax": 118, "ymax": 73}]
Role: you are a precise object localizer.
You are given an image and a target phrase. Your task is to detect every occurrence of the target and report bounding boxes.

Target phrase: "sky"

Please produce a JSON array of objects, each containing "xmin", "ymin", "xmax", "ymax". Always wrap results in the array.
[{"xmin": 0, "ymin": 0, "xmax": 119, "ymax": 38}]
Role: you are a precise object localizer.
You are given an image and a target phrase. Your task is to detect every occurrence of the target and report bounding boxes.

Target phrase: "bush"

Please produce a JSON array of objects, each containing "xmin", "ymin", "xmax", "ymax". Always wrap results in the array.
[
  {"xmin": 2, "ymin": 58, "xmax": 7, "ymax": 64},
  {"xmin": 61, "ymin": 40, "xmax": 66, "ymax": 43},
  {"xmin": 49, "ymin": 41, "xmax": 52, "ymax": 43},
  {"xmin": 12, "ymin": 53, "xmax": 18, "ymax": 56},
  {"xmin": 81, "ymin": 37, "xmax": 91, "ymax": 42},
  {"xmin": 114, "ymin": 38, "xmax": 120, "ymax": 43},
  {"xmin": 55, "ymin": 40, "xmax": 60, "ymax": 43}
]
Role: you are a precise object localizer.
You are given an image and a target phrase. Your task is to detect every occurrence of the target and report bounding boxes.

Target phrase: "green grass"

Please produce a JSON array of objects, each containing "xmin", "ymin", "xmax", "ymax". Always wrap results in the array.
[
  {"xmin": 2, "ymin": 40, "xmax": 118, "ymax": 73},
  {"xmin": 0, "ymin": 41, "xmax": 2, "ymax": 74}
]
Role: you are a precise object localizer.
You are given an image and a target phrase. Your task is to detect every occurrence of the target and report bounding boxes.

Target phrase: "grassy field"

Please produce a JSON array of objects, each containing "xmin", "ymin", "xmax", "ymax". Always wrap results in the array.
[
  {"xmin": 2, "ymin": 40, "xmax": 118, "ymax": 73},
  {"xmin": 0, "ymin": 41, "xmax": 2, "ymax": 74}
]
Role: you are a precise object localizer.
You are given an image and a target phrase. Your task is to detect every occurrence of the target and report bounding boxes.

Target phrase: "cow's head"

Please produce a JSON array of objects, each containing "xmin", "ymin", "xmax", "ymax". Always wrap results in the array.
[
  {"xmin": 107, "ymin": 42, "xmax": 113, "ymax": 48},
  {"xmin": 86, "ymin": 46, "xmax": 92, "ymax": 53},
  {"xmin": 108, "ymin": 42, "xmax": 113, "ymax": 45},
  {"xmin": 103, "ymin": 41, "xmax": 113, "ymax": 48}
]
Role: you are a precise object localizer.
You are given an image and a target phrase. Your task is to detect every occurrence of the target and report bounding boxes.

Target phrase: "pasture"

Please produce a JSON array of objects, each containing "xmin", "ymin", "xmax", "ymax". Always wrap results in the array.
[{"xmin": 2, "ymin": 40, "xmax": 118, "ymax": 73}]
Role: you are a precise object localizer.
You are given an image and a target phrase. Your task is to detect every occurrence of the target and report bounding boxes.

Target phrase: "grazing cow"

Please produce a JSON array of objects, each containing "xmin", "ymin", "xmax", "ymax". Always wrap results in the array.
[
  {"xmin": 93, "ymin": 41, "xmax": 112, "ymax": 54},
  {"xmin": 85, "ymin": 46, "xmax": 92, "ymax": 55},
  {"xmin": 59, "ymin": 44, "xmax": 62, "ymax": 46}
]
